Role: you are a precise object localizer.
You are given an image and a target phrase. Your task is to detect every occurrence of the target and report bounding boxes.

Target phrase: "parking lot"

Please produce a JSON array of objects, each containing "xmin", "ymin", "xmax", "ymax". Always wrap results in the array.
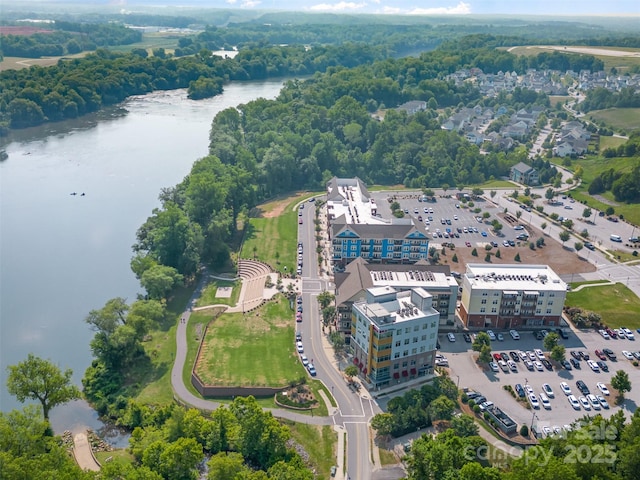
[
  {"xmin": 440, "ymin": 327, "xmax": 640, "ymax": 435},
  {"xmin": 374, "ymin": 192, "xmax": 508, "ymax": 249}
]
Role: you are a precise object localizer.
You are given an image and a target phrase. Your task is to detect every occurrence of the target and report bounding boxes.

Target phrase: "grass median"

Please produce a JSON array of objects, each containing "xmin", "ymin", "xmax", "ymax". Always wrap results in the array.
[{"xmin": 566, "ymin": 282, "xmax": 640, "ymax": 329}]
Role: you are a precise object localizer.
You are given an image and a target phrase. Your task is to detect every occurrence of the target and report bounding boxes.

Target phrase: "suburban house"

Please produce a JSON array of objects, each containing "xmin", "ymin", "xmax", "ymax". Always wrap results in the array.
[
  {"xmin": 458, "ymin": 264, "xmax": 567, "ymax": 330},
  {"xmin": 350, "ymin": 286, "xmax": 440, "ymax": 388},
  {"xmin": 510, "ymin": 162, "xmax": 539, "ymax": 185},
  {"xmin": 334, "ymin": 258, "xmax": 458, "ymax": 343},
  {"xmin": 396, "ymin": 100, "xmax": 427, "ymax": 115}
]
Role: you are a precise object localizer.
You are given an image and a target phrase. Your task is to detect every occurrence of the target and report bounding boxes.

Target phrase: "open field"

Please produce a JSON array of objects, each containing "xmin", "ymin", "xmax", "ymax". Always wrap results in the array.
[
  {"xmin": 599, "ymin": 135, "xmax": 627, "ymax": 151},
  {"xmin": 194, "ymin": 295, "xmax": 305, "ymax": 386},
  {"xmin": 565, "ymin": 282, "xmax": 640, "ymax": 329},
  {"xmin": 549, "ymin": 95, "xmax": 571, "ymax": 108},
  {"xmin": 588, "ymin": 108, "xmax": 640, "ymax": 132},
  {"xmin": 505, "ymin": 45, "xmax": 640, "ymax": 73},
  {"xmin": 241, "ymin": 194, "xmax": 310, "ymax": 272}
]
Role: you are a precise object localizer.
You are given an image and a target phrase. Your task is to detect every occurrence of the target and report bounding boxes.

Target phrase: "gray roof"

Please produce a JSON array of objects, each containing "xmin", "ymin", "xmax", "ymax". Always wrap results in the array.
[
  {"xmin": 511, "ymin": 162, "xmax": 535, "ymax": 174},
  {"xmin": 331, "ymin": 216, "xmax": 428, "ymax": 240},
  {"xmin": 335, "ymin": 257, "xmax": 451, "ymax": 307}
]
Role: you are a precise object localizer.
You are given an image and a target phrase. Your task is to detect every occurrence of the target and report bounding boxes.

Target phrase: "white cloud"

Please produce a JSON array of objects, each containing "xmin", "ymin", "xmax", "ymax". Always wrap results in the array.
[
  {"xmin": 382, "ymin": 6, "xmax": 403, "ymax": 13},
  {"xmin": 225, "ymin": 0, "xmax": 237, "ymax": 4},
  {"xmin": 309, "ymin": 2, "xmax": 367, "ymax": 12},
  {"xmin": 241, "ymin": 0, "xmax": 261, "ymax": 7},
  {"xmin": 409, "ymin": 2, "xmax": 472, "ymax": 14}
]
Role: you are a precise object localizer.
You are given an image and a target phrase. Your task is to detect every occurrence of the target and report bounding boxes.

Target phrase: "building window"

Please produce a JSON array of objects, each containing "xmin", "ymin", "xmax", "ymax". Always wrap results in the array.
[
  {"xmin": 404, "ymin": 339, "xmax": 410, "ymax": 345},
  {"xmin": 480, "ymin": 308, "xmax": 486, "ymax": 313},
  {"xmin": 491, "ymin": 308, "xmax": 497, "ymax": 313},
  {"xmin": 482, "ymin": 292, "xmax": 488, "ymax": 296},
  {"xmin": 430, "ymin": 333, "xmax": 435, "ymax": 339},
  {"xmin": 396, "ymin": 329, "xmax": 402, "ymax": 335},
  {"xmin": 422, "ymin": 323, "xmax": 428, "ymax": 329},
  {"xmin": 494, "ymin": 292, "xmax": 499, "ymax": 296},
  {"xmin": 536, "ymin": 309, "xmax": 541, "ymax": 314},
  {"xmin": 481, "ymin": 299, "xmax": 487, "ymax": 304},
  {"xmin": 395, "ymin": 341, "xmax": 401, "ymax": 347},
  {"xmin": 549, "ymin": 293, "xmax": 555, "ymax": 297},
  {"xmin": 493, "ymin": 300, "xmax": 498, "ymax": 304},
  {"xmin": 414, "ymin": 325, "xmax": 419, "ymax": 332},
  {"xmin": 412, "ymin": 348, "xmax": 417, "ymax": 355},
  {"xmin": 402, "ymin": 361, "xmax": 408, "ymax": 367},
  {"xmin": 403, "ymin": 351, "xmax": 408, "ymax": 357},
  {"xmin": 431, "ymin": 322, "xmax": 436, "ymax": 328},
  {"xmin": 546, "ymin": 309, "xmax": 552, "ymax": 314},
  {"xmin": 394, "ymin": 353, "xmax": 400, "ymax": 359},
  {"xmin": 547, "ymin": 301, "xmax": 554, "ymax": 306},
  {"xmin": 421, "ymin": 335, "xmax": 427, "ymax": 341},
  {"xmin": 413, "ymin": 337, "xmax": 418, "ymax": 343},
  {"xmin": 405, "ymin": 328, "xmax": 410, "ymax": 334},
  {"xmin": 539, "ymin": 292, "xmax": 544, "ymax": 297},
  {"xmin": 420, "ymin": 346, "xmax": 425, "ymax": 353},
  {"xmin": 410, "ymin": 360, "xmax": 416, "ymax": 365},
  {"xmin": 394, "ymin": 363, "xmax": 399, "ymax": 369}
]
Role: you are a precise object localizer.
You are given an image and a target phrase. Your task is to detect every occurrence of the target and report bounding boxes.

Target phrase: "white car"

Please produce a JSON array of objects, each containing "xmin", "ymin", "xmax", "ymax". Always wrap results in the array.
[
  {"xmin": 528, "ymin": 393, "xmax": 540, "ymax": 409},
  {"xmin": 542, "ymin": 383, "xmax": 554, "ymax": 398},
  {"xmin": 597, "ymin": 395, "xmax": 610, "ymax": 409},
  {"xmin": 622, "ymin": 327, "xmax": 635, "ymax": 340},
  {"xmin": 499, "ymin": 360, "xmax": 509, "ymax": 372},
  {"xmin": 447, "ymin": 333, "xmax": 456, "ymax": 342},
  {"xmin": 527, "ymin": 351, "xmax": 536, "ymax": 361},
  {"xmin": 518, "ymin": 350, "xmax": 528, "ymax": 360},
  {"xmin": 539, "ymin": 393, "xmax": 551, "ymax": 410},
  {"xmin": 568, "ymin": 395, "xmax": 580, "ymax": 409},
  {"xmin": 596, "ymin": 382, "xmax": 610, "ymax": 396},
  {"xmin": 300, "ymin": 354, "xmax": 309, "ymax": 366},
  {"xmin": 579, "ymin": 396, "xmax": 591, "ymax": 410},
  {"xmin": 524, "ymin": 384, "xmax": 534, "ymax": 395},
  {"xmin": 587, "ymin": 394, "xmax": 601, "ymax": 410},
  {"xmin": 507, "ymin": 360, "xmax": 517, "ymax": 372},
  {"xmin": 296, "ymin": 341, "xmax": 304, "ymax": 353},
  {"xmin": 587, "ymin": 360, "xmax": 600, "ymax": 372},
  {"xmin": 599, "ymin": 329, "xmax": 611, "ymax": 340},
  {"xmin": 534, "ymin": 348, "xmax": 545, "ymax": 360},
  {"xmin": 534, "ymin": 361, "xmax": 544, "ymax": 371},
  {"xmin": 487, "ymin": 330, "xmax": 496, "ymax": 341},
  {"xmin": 623, "ymin": 350, "xmax": 634, "ymax": 360},
  {"xmin": 560, "ymin": 382, "xmax": 572, "ymax": 396},
  {"xmin": 489, "ymin": 362, "xmax": 499, "ymax": 372},
  {"xmin": 510, "ymin": 329, "xmax": 520, "ymax": 340},
  {"xmin": 497, "ymin": 333, "xmax": 504, "ymax": 341}
]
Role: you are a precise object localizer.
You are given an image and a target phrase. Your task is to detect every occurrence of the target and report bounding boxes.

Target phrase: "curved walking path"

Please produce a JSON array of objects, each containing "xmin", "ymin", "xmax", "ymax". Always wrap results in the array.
[{"xmin": 170, "ymin": 263, "xmax": 333, "ymax": 425}]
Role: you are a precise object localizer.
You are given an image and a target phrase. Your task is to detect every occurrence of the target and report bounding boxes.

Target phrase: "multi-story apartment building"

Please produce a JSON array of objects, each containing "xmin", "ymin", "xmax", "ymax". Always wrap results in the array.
[
  {"xmin": 335, "ymin": 258, "xmax": 458, "ymax": 344},
  {"xmin": 326, "ymin": 177, "xmax": 429, "ymax": 265},
  {"xmin": 459, "ymin": 264, "xmax": 567, "ymax": 330},
  {"xmin": 351, "ymin": 286, "xmax": 440, "ymax": 388}
]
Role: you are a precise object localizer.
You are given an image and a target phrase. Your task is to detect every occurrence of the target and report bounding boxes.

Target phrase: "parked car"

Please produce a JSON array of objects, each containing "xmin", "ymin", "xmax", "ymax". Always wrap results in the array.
[
  {"xmin": 596, "ymin": 382, "xmax": 610, "ymax": 396},
  {"xmin": 463, "ymin": 333, "xmax": 471, "ymax": 343},
  {"xmin": 570, "ymin": 351, "xmax": 582, "ymax": 360},
  {"xmin": 568, "ymin": 395, "xmax": 580, "ymax": 410},
  {"xmin": 296, "ymin": 341, "xmax": 304, "ymax": 353},
  {"xmin": 487, "ymin": 330, "xmax": 496, "ymax": 341},
  {"xmin": 524, "ymin": 360, "xmax": 534, "ymax": 371},
  {"xmin": 528, "ymin": 393, "xmax": 540, "ymax": 409},
  {"xmin": 579, "ymin": 396, "xmax": 591, "ymax": 410},
  {"xmin": 603, "ymin": 348, "xmax": 617, "ymax": 361},
  {"xmin": 623, "ymin": 350, "xmax": 634, "ymax": 360},
  {"xmin": 542, "ymin": 383, "xmax": 554, "ymax": 398},
  {"xmin": 587, "ymin": 359, "xmax": 600, "ymax": 372},
  {"xmin": 307, "ymin": 363, "xmax": 317, "ymax": 376},
  {"xmin": 587, "ymin": 394, "xmax": 601, "ymax": 410},
  {"xmin": 509, "ymin": 351, "xmax": 520, "ymax": 362},
  {"xmin": 300, "ymin": 355, "xmax": 309, "ymax": 366},
  {"xmin": 595, "ymin": 350, "xmax": 607, "ymax": 361},
  {"xmin": 597, "ymin": 360, "xmax": 609, "ymax": 372},
  {"xmin": 447, "ymin": 333, "xmax": 456, "ymax": 342},
  {"xmin": 509, "ymin": 329, "xmax": 520, "ymax": 340},
  {"xmin": 489, "ymin": 362, "xmax": 499, "ymax": 372},
  {"xmin": 515, "ymin": 384, "xmax": 525, "ymax": 397},
  {"xmin": 579, "ymin": 351, "xmax": 590, "ymax": 360},
  {"xmin": 576, "ymin": 380, "xmax": 590, "ymax": 395},
  {"xmin": 560, "ymin": 382, "xmax": 572, "ymax": 396},
  {"xmin": 541, "ymin": 359, "xmax": 553, "ymax": 371},
  {"xmin": 539, "ymin": 393, "xmax": 551, "ymax": 410},
  {"xmin": 597, "ymin": 395, "xmax": 610, "ymax": 409},
  {"xmin": 500, "ymin": 352, "xmax": 509, "ymax": 362},
  {"xmin": 570, "ymin": 358, "xmax": 580, "ymax": 369},
  {"xmin": 561, "ymin": 360, "xmax": 572, "ymax": 370}
]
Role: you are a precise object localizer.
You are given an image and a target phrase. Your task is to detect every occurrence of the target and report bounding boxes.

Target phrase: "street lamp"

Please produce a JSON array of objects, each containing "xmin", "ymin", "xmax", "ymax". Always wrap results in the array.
[
  {"xmin": 530, "ymin": 411, "xmax": 538, "ymax": 431},
  {"xmin": 455, "ymin": 375, "xmax": 460, "ymax": 389}
]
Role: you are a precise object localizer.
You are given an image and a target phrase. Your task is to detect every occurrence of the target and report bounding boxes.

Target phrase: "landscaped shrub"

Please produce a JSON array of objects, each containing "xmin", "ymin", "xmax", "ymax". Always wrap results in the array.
[
  {"xmin": 520, "ymin": 425, "xmax": 529, "ymax": 436},
  {"xmin": 468, "ymin": 399, "xmax": 476, "ymax": 408},
  {"xmin": 473, "ymin": 405, "xmax": 481, "ymax": 414},
  {"xmin": 461, "ymin": 393, "xmax": 468, "ymax": 404}
]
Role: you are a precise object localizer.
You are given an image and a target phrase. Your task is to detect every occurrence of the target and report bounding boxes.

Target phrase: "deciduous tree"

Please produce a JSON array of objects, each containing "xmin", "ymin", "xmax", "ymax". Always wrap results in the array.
[{"xmin": 6, "ymin": 355, "xmax": 81, "ymax": 421}]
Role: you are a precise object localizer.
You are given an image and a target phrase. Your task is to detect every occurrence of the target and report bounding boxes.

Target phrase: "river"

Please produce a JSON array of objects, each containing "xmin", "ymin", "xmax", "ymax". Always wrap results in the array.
[{"xmin": 0, "ymin": 79, "xmax": 287, "ymax": 437}]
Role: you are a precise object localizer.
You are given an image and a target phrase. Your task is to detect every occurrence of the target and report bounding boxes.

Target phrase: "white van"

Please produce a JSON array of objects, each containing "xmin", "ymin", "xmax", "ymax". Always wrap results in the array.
[{"xmin": 610, "ymin": 234, "xmax": 622, "ymax": 242}]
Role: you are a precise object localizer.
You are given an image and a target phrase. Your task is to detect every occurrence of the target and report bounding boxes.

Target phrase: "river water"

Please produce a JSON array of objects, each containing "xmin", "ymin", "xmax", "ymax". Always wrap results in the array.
[{"xmin": 0, "ymin": 79, "xmax": 286, "ymax": 437}]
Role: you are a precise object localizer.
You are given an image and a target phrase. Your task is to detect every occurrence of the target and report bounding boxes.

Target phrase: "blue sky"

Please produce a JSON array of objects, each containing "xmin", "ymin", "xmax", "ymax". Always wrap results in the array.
[{"xmin": 220, "ymin": 0, "xmax": 639, "ymax": 15}]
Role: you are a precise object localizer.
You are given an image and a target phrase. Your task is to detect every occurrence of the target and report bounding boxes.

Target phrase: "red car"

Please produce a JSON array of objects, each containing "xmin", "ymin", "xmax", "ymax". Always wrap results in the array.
[
  {"xmin": 595, "ymin": 349, "xmax": 607, "ymax": 361},
  {"xmin": 493, "ymin": 353, "xmax": 502, "ymax": 361},
  {"xmin": 606, "ymin": 328, "xmax": 617, "ymax": 339},
  {"xmin": 465, "ymin": 241, "xmax": 472, "ymax": 247}
]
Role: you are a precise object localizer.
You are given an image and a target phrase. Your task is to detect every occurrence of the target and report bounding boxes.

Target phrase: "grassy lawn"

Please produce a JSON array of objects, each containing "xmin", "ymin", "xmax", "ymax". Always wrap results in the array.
[
  {"xmin": 94, "ymin": 449, "xmax": 135, "ymax": 466},
  {"xmin": 285, "ymin": 422, "xmax": 336, "ymax": 478},
  {"xmin": 379, "ymin": 447, "xmax": 399, "ymax": 466},
  {"xmin": 241, "ymin": 195, "xmax": 304, "ymax": 273},
  {"xmin": 196, "ymin": 279, "xmax": 241, "ymax": 307},
  {"xmin": 566, "ymin": 282, "xmax": 640, "ymax": 329},
  {"xmin": 549, "ymin": 95, "xmax": 571, "ymax": 108},
  {"xmin": 588, "ymin": 108, "xmax": 640, "ymax": 132},
  {"xmin": 194, "ymin": 295, "xmax": 305, "ymax": 386},
  {"xmin": 599, "ymin": 135, "xmax": 627, "ymax": 152}
]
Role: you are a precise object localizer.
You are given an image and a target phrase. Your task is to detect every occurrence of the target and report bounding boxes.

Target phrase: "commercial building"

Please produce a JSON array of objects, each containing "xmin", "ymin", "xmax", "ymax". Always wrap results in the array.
[
  {"xmin": 459, "ymin": 264, "xmax": 567, "ymax": 330},
  {"xmin": 351, "ymin": 286, "xmax": 440, "ymax": 388},
  {"xmin": 326, "ymin": 177, "xmax": 429, "ymax": 265},
  {"xmin": 335, "ymin": 258, "xmax": 458, "ymax": 343}
]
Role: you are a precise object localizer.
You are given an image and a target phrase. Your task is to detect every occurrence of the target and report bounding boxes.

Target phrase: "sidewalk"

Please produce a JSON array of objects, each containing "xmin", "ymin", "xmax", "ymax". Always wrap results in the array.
[{"xmin": 73, "ymin": 432, "xmax": 101, "ymax": 472}]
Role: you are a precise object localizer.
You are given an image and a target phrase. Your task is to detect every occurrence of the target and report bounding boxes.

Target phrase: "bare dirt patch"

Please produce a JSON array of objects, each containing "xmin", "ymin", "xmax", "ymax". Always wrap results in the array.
[
  {"xmin": 440, "ymin": 233, "xmax": 596, "ymax": 276},
  {"xmin": 259, "ymin": 192, "xmax": 309, "ymax": 218}
]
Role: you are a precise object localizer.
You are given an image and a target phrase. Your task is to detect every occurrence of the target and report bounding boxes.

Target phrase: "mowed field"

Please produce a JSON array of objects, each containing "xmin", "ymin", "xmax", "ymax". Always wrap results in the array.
[
  {"xmin": 194, "ymin": 295, "xmax": 305, "ymax": 387},
  {"xmin": 588, "ymin": 108, "xmax": 640, "ymax": 132}
]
